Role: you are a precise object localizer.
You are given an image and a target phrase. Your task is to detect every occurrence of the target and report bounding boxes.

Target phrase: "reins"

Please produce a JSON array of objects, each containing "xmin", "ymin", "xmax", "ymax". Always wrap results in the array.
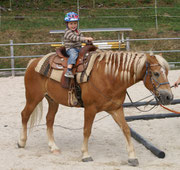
[
  {"xmin": 127, "ymin": 89, "xmax": 180, "ymax": 114},
  {"xmin": 126, "ymin": 91, "xmax": 157, "ymax": 112}
]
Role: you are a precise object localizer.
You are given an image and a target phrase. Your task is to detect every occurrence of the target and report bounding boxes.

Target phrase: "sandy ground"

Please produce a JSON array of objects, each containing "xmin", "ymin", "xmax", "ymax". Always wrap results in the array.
[{"xmin": 0, "ymin": 70, "xmax": 180, "ymax": 170}]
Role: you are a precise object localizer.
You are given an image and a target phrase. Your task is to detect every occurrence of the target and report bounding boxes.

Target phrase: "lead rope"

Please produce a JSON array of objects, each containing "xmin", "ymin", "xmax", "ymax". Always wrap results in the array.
[
  {"xmin": 159, "ymin": 83, "xmax": 180, "ymax": 114},
  {"xmin": 159, "ymin": 104, "xmax": 180, "ymax": 114}
]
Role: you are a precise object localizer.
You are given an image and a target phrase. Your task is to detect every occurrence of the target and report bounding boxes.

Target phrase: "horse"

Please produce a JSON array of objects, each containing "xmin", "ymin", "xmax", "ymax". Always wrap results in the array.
[{"xmin": 17, "ymin": 45, "xmax": 173, "ymax": 166}]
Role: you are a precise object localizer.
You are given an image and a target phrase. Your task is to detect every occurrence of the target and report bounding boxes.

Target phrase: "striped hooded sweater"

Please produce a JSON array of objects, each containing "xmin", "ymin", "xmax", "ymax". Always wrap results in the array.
[{"xmin": 64, "ymin": 28, "xmax": 87, "ymax": 50}]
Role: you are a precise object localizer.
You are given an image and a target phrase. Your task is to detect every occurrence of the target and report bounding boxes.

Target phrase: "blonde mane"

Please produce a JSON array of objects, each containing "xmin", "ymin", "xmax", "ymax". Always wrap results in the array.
[{"xmin": 94, "ymin": 50, "xmax": 147, "ymax": 83}]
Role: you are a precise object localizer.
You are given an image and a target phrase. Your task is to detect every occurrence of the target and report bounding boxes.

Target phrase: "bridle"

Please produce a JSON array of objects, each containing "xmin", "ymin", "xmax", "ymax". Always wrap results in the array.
[
  {"xmin": 130, "ymin": 61, "xmax": 180, "ymax": 114},
  {"xmin": 143, "ymin": 62, "xmax": 170, "ymax": 101}
]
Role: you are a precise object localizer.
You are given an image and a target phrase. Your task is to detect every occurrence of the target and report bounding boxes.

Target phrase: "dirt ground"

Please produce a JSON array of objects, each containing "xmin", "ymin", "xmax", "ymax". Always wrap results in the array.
[{"xmin": 0, "ymin": 70, "xmax": 180, "ymax": 170}]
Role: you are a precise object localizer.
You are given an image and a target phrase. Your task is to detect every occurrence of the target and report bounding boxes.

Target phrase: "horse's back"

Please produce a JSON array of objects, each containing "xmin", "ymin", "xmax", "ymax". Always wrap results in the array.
[{"xmin": 25, "ymin": 57, "xmax": 48, "ymax": 96}]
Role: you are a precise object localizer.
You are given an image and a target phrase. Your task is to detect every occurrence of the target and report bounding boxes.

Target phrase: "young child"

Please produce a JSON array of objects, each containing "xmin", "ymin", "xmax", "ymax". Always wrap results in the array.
[{"xmin": 64, "ymin": 12, "xmax": 93, "ymax": 78}]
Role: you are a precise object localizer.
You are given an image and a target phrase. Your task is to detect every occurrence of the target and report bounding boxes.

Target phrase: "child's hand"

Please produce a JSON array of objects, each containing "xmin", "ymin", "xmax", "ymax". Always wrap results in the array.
[{"xmin": 85, "ymin": 37, "xmax": 93, "ymax": 41}]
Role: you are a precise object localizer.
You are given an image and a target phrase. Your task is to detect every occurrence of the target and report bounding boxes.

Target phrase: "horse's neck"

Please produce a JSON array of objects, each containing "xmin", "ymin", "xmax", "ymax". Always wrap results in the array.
[
  {"xmin": 94, "ymin": 50, "xmax": 147, "ymax": 88},
  {"xmin": 128, "ymin": 63, "xmax": 146, "ymax": 88}
]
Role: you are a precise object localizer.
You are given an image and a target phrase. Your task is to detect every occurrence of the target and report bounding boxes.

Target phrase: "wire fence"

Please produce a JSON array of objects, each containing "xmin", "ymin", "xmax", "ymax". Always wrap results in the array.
[
  {"xmin": 0, "ymin": 0, "xmax": 180, "ymax": 76},
  {"xmin": 0, "ymin": 36, "xmax": 180, "ymax": 77}
]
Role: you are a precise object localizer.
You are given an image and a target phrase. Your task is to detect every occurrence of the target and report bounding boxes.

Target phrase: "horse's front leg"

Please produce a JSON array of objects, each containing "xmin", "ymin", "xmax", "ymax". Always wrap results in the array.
[
  {"xmin": 109, "ymin": 107, "xmax": 139, "ymax": 166},
  {"xmin": 46, "ymin": 96, "xmax": 60, "ymax": 154},
  {"xmin": 81, "ymin": 106, "xmax": 96, "ymax": 162}
]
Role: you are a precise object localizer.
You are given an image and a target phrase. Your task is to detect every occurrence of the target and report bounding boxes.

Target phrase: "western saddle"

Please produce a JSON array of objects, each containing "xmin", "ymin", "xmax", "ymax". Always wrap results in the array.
[
  {"xmin": 50, "ymin": 44, "xmax": 97, "ymax": 71},
  {"xmin": 48, "ymin": 44, "xmax": 97, "ymax": 106}
]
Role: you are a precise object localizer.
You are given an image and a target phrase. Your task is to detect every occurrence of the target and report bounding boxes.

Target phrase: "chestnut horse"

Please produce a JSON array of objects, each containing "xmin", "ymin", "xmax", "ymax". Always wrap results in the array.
[{"xmin": 18, "ymin": 47, "xmax": 173, "ymax": 166}]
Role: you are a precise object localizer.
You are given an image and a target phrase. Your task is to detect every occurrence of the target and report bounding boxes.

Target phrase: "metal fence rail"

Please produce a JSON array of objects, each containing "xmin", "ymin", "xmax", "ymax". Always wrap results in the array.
[{"xmin": 0, "ymin": 37, "xmax": 180, "ymax": 77}]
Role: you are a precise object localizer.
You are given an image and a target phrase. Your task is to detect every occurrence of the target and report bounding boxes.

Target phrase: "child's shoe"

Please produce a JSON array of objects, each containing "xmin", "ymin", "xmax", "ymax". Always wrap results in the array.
[{"xmin": 65, "ymin": 70, "xmax": 74, "ymax": 78}]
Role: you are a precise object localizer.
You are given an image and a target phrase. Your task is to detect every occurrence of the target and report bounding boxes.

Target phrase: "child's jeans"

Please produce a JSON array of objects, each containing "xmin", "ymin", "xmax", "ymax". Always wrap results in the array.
[{"xmin": 66, "ymin": 48, "xmax": 80, "ymax": 65}]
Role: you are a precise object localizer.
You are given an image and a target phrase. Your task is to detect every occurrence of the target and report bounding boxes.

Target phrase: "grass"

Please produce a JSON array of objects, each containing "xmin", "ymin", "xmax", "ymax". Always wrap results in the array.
[{"xmin": 0, "ymin": 0, "xmax": 180, "ymax": 69}]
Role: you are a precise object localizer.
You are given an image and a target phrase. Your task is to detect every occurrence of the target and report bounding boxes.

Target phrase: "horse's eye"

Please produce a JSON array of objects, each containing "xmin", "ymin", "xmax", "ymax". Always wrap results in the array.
[{"xmin": 153, "ymin": 72, "xmax": 160, "ymax": 77}]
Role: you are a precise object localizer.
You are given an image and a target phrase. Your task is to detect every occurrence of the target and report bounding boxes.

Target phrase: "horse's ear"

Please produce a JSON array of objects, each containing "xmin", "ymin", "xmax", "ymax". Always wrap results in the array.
[{"xmin": 146, "ymin": 53, "xmax": 156, "ymax": 63}]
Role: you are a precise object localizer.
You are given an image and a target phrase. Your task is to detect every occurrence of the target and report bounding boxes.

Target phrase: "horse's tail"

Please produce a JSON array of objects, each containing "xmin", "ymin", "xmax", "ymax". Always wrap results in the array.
[
  {"xmin": 28, "ymin": 101, "xmax": 43, "ymax": 132},
  {"xmin": 26, "ymin": 58, "xmax": 44, "ymax": 131}
]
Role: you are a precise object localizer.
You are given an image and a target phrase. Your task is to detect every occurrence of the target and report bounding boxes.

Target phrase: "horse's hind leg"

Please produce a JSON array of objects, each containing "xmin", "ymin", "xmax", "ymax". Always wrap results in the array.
[
  {"xmin": 18, "ymin": 71, "xmax": 44, "ymax": 148},
  {"xmin": 45, "ymin": 95, "xmax": 60, "ymax": 154},
  {"xmin": 109, "ymin": 107, "xmax": 139, "ymax": 167},
  {"xmin": 18, "ymin": 95, "xmax": 43, "ymax": 148}
]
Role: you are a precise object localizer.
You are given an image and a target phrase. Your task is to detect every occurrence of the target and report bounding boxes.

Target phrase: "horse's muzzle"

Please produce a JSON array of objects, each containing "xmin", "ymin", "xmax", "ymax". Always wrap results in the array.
[{"xmin": 157, "ymin": 89, "xmax": 173, "ymax": 105}]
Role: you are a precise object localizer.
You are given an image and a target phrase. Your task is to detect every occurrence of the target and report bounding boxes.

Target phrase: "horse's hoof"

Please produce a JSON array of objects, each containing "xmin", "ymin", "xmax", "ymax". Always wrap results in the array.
[
  {"xmin": 51, "ymin": 149, "xmax": 60, "ymax": 154},
  {"xmin": 82, "ymin": 157, "xmax": 93, "ymax": 162},
  {"xmin": 128, "ymin": 158, "xmax": 139, "ymax": 166},
  {"xmin": 17, "ymin": 142, "xmax": 25, "ymax": 148}
]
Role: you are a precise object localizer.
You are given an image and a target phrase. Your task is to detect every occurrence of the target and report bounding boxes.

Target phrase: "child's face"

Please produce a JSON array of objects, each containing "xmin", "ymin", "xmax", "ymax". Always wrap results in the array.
[{"xmin": 68, "ymin": 21, "xmax": 78, "ymax": 31}]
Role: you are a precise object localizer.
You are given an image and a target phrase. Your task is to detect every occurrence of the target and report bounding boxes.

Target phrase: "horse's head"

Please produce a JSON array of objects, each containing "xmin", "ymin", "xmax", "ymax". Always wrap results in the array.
[{"xmin": 143, "ymin": 53, "xmax": 173, "ymax": 105}]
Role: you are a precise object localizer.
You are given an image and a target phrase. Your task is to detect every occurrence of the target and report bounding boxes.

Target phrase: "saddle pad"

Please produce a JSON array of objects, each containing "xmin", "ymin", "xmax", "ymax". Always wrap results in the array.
[
  {"xmin": 35, "ymin": 52, "xmax": 99, "ymax": 84},
  {"xmin": 35, "ymin": 52, "xmax": 55, "ymax": 74}
]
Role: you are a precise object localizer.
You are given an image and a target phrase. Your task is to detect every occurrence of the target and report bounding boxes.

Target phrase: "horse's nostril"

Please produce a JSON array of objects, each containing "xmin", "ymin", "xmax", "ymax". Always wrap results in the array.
[
  {"xmin": 165, "ymin": 94, "xmax": 173, "ymax": 103},
  {"xmin": 166, "ymin": 95, "xmax": 170, "ymax": 101},
  {"xmin": 158, "ymin": 90, "xmax": 173, "ymax": 105}
]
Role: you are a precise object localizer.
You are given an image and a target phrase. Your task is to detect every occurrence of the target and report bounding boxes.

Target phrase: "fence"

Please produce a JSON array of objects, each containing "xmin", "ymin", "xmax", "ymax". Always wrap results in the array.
[
  {"xmin": 50, "ymin": 27, "xmax": 132, "ymax": 50},
  {"xmin": 77, "ymin": 0, "xmax": 160, "ymax": 29},
  {"xmin": 77, "ymin": 0, "xmax": 180, "ymax": 31},
  {"xmin": 1, "ymin": 36, "xmax": 180, "ymax": 77},
  {"xmin": 1, "ymin": 0, "xmax": 180, "ymax": 31},
  {"xmin": 1, "ymin": 1, "xmax": 179, "ymax": 71}
]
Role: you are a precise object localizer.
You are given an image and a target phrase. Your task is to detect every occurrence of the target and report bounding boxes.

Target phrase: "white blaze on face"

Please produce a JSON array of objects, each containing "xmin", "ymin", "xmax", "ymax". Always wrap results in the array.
[
  {"xmin": 154, "ymin": 54, "xmax": 169, "ymax": 77},
  {"xmin": 161, "ymin": 67, "xmax": 166, "ymax": 78}
]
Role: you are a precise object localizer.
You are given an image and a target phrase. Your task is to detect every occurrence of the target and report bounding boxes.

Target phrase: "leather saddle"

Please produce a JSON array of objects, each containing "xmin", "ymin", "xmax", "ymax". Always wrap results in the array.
[
  {"xmin": 48, "ymin": 44, "xmax": 97, "ymax": 90},
  {"xmin": 49, "ymin": 44, "xmax": 97, "ymax": 73},
  {"xmin": 48, "ymin": 44, "xmax": 97, "ymax": 107}
]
